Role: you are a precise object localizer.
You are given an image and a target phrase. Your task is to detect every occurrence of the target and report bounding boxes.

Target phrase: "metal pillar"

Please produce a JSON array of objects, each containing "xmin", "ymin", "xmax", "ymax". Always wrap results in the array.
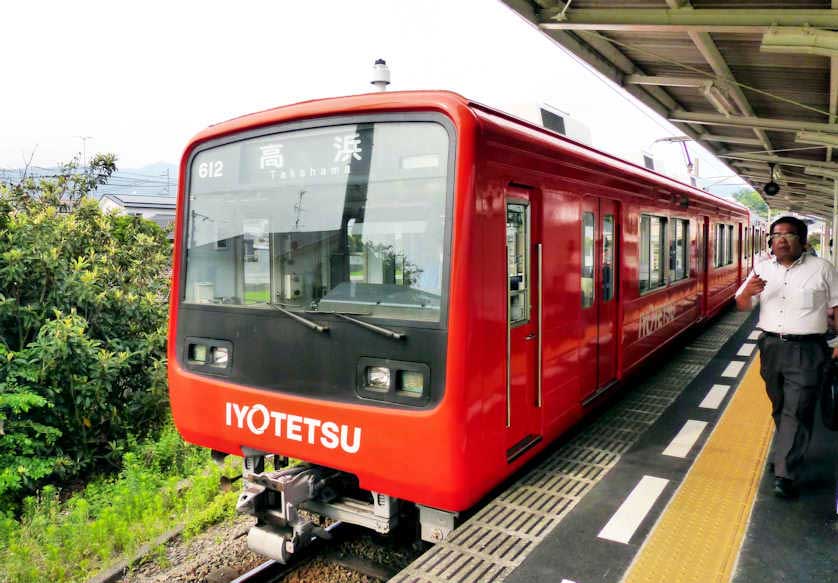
[
  {"xmin": 820, "ymin": 221, "xmax": 829, "ymax": 259},
  {"xmin": 832, "ymin": 180, "xmax": 838, "ymax": 266}
]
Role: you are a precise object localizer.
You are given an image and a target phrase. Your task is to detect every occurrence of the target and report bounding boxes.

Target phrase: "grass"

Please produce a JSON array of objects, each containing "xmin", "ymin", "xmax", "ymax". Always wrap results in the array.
[
  {"xmin": 0, "ymin": 420, "xmax": 241, "ymax": 583},
  {"xmin": 244, "ymin": 289, "xmax": 270, "ymax": 303}
]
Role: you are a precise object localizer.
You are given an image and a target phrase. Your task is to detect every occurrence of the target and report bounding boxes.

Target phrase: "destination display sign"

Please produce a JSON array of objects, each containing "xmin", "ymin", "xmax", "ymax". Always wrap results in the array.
[{"xmin": 190, "ymin": 124, "xmax": 371, "ymax": 194}]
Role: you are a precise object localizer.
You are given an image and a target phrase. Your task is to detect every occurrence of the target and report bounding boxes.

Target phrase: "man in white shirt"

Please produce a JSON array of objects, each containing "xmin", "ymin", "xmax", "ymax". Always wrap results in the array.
[{"xmin": 735, "ymin": 216, "xmax": 838, "ymax": 498}]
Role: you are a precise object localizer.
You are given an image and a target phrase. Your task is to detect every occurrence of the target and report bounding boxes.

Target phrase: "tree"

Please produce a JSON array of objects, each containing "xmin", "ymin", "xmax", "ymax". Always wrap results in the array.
[
  {"xmin": 0, "ymin": 156, "xmax": 171, "ymax": 513},
  {"xmin": 732, "ymin": 188, "xmax": 769, "ymax": 221}
]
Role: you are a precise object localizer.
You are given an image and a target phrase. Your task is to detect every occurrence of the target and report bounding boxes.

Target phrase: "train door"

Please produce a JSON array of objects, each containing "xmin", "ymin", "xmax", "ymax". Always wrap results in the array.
[
  {"xmin": 579, "ymin": 197, "xmax": 619, "ymax": 403},
  {"xmin": 737, "ymin": 222, "xmax": 744, "ymax": 283},
  {"xmin": 505, "ymin": 191, "xmax": 542, "ymax": 461},
  {"xmin": 699, "ymin": 217, "xmax": 709, "ymax": 316}
]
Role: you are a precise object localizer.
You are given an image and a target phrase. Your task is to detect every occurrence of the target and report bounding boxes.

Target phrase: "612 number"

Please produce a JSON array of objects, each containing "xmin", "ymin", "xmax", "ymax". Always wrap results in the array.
[{"xmin": 198, "ymin": 160, "xmax": 224, "ymax": 178}]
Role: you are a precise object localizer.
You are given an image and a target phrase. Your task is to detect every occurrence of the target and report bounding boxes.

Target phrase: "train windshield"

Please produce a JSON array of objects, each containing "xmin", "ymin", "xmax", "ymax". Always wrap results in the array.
[{"xmin": 184, "ymin": 121, "xmax": 450, "ymax": 323}]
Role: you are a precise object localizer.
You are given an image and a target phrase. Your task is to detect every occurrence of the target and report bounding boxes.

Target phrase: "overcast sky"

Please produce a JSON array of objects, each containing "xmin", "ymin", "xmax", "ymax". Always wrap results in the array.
[{"xmin": 0, "ymin": 0, "xmax": 744, "ymax": 189}]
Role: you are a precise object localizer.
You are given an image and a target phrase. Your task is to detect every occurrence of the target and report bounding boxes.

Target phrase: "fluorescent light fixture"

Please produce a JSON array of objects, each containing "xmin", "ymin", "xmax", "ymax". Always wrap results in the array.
[
  {"xmin": 702, "ymin": 83, "xmax": 735, "ymax": 117},
  {"xmin": 804, "ymin": 167, "xmax": 838, "ymax": 180},
  {"xmin": 761, "ymin": 27, "xmax": 838, "ymax": 58},
  {"xmin": 796, "ymin": 131, "xmax": 838, "ymax": 148}
]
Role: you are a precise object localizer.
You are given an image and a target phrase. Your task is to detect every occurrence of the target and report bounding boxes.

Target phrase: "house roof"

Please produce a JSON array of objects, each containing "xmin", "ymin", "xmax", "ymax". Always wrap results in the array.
[{"xmin": 101, "ymin": 194, "xmax": 176, "ymax": 210}]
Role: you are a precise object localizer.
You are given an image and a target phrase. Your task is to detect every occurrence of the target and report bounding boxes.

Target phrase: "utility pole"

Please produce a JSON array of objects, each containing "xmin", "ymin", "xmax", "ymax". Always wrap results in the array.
[{"xmin": 76, "ymin": 136, "xmax": 93, "ymax": 169}]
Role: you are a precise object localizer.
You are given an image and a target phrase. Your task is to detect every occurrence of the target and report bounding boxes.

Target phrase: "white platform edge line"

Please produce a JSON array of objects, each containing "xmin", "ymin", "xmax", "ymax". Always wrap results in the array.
[
  {"xmin": 736, "ymin": 343, "xmax": 756, "ymax": 357},
  {"xmin": 699, "ymin": 384, "xmax": 731, "ymax": 409},
  {"xmin": 748, "ymin": 330, "xmax": 761, "ymax": 340},
  {"xmin": 597, "ymin": 475, "xmax": 669, "ymax": 544},
  {"xmin": 662, "ymin": 420, "xmax": 708, "ymax": 458},
  {"xmin": 721, "ymin": 361, "xmax": 745, "ymax": 378}
]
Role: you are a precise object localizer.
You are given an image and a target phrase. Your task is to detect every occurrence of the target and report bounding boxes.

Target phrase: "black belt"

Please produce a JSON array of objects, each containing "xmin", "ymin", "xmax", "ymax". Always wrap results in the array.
[{"xmin": 761, "ymin": 331, "xmax": 825, "ymax": 342}]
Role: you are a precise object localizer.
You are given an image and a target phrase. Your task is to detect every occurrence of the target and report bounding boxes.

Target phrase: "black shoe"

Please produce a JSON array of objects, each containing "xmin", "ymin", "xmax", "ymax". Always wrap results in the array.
[{"xmin": 773, "ymin": 477, "xmax": 798, "ymax": 499}]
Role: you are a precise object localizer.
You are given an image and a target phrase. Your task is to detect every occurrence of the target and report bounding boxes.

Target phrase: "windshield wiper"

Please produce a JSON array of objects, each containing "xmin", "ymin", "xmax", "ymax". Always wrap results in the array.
[
  {"xmin": 337, "ymin": 313, "xmax": 405, "ymax": 340},
  {"xmin": 268, "ymin": 304, "xmax": 328, "ymax": 333},
  {"xmin": 308, "ymin": 310, "xmax": 404, "ymax": 340}
]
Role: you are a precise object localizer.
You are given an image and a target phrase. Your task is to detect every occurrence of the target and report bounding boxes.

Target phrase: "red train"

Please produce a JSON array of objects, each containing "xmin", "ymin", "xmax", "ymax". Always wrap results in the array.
[{"xmin": 168, "ymin": 91, "xmax": 755, "ymax": 560}]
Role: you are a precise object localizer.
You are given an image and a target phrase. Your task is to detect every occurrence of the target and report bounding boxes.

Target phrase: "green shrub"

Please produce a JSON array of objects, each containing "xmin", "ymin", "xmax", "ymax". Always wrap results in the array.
[
  {"xmin": 0, "ymin": 421, "xmax": 231, "ymax": 583},
  {"xmin": 0, "ymin": 156, "xmax": 172, "ymax": 513}
]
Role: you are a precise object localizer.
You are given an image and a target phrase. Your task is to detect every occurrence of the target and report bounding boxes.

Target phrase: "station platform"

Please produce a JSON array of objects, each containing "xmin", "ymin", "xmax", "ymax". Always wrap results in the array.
[{"xmin": 392, "ymin": 308, "xmax": 838, "ymax": 583}]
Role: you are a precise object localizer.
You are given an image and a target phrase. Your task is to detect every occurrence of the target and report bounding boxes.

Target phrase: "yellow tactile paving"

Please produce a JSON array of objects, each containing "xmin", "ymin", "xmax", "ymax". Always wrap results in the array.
[{"xmin": 624, "ymin": 355, "xmax": 773, "ymax": 583}]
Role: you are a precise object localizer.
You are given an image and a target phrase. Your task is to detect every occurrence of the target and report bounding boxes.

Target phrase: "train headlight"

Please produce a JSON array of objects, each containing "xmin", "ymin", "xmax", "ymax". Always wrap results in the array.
[
  {"xmin": 185, "ymin": 337, "xmax": 233, "ymax": 375},
  {"xmin": 398, "ymin": 371, "xmax": 424, "ymax": 397},
  {"xmin": 189, "ymin": 343, "xmax": 209, "ymax": 363},
  {"xmin": 366, "ymin": 366, "xmax": 391, "ymax": 391},
  {"xmin": 357, "ymin": 358, "xmax": 431, "ymax": 405},
  {"xmin": 211, "ymin": 346, "xmax": 230, "ymax": 367}
]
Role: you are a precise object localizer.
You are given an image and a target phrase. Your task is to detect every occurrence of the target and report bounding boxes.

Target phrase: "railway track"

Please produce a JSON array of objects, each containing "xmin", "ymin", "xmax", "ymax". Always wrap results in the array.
[{"xmin": 227, "ymin": 522, "xmax": 406, "ymax": 583}]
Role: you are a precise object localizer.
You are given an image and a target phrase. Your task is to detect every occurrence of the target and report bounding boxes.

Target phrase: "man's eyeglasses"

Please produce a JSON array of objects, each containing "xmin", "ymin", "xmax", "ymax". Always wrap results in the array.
[{"xmin": 769, "ymin": 233, "xmax": 800, "ymax": 241}]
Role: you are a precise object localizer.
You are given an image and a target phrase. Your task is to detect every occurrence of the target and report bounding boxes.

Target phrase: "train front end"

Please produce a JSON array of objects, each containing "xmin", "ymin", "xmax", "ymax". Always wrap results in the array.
[{"xmin": 168, "ymin": 94, "xmax": 476, "ymax": 560}]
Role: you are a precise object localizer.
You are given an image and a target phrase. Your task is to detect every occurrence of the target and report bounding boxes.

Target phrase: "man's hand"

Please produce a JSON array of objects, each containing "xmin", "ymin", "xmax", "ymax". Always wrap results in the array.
[
  {"xmin": 736, "ymin": 272, "xmax": 767, "ymax": 310},
  {"xmin": 832, "ymin": 346, "xmax": 838, "ymax": 360},
  {"xmin": 742, "ymin": 274, "xmax": 767, "ymax": 297}
]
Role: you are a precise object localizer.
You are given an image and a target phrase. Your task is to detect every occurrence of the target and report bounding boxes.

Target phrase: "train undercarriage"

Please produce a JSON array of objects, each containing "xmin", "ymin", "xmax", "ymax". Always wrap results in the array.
[{"xmin": 227, "ymin": 450, "xmax": 457, "ymax": 563}]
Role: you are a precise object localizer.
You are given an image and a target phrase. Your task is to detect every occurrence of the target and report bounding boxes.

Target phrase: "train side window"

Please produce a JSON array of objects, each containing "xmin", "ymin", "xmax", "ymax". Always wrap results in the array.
[
  {"xmin": 727, "ymin": 225, "xmax": 735, "ymax": 264},
  {"xmin": 507, "ymin": 202, "xmax": 530, "ymax": 325},
  {"xmin": 602, "ymin": 215, "xmax": 615, "ymax": 302},
  {"xmin": 742, "ymin": 227, "xmax": 751, "ymax": 257},
  {"xmin": 639, "ymin": 213, "xmax": 666, "ymax": 293},
  {"xmin": 640, "ymin": 215, "xmax": 650, "ymax": 292},
  {"xmin": 671, "ymin": 218, "xmax": 688, "ymax": 281},
  {"xmin": 650, "ymin": 216, "xmax": 665, "ymax": 288},
  {"xmin": 669, "ymin": 219, "xmax": 677, "ymax": 277},
  {"xmin": 582, "ymin": 212, "xmax": 595, "ymax": 307},
  {"xmin": 714, "ymin": 223, "xmax": 725, "ymax": 267}
]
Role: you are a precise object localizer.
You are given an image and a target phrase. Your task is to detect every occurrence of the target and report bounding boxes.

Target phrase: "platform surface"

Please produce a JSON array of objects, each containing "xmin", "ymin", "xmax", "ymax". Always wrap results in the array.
[{"xmin": 392, "ymin": 309, "xmax": 838, "ymax": 583}]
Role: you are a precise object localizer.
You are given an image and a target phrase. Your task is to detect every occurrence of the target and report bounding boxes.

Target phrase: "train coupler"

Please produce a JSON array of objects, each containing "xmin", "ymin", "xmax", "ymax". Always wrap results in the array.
[
  {"xmin": 237, "ymin": 462, "xmax": 400, "ymax": 562},
  {"xmin": 236, "ymin": 463, "xmax": 342, "ymax": 514},
  {"xmin": 245, "ymin": 521, "xmax": 332, "ymax": 563},
  {"xmin": 237, "ymin": 463, "xmax": 342, "ymax": 562}
]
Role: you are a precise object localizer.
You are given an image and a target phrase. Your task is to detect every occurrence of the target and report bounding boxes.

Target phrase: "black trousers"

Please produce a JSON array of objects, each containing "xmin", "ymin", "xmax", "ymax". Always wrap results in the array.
[{"xmin": 757, "ymin": 334, "xmax": 829, "ymax": 480}]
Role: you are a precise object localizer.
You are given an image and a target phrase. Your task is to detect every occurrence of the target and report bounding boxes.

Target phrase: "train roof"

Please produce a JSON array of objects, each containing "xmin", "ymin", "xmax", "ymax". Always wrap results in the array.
[{"xmin": 185, "ymin": 90, "xmax": 748, "ymax": 218}]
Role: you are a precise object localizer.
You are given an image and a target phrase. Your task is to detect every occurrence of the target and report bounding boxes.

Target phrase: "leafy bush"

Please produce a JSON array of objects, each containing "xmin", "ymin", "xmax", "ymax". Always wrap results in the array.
[
  {"xmin": 0, "ymin": 156, "xmax": 172, "ymax": 513},
  {"xmin": 0, "ymin": 421, "xmax": 236, "ymax": 583}
]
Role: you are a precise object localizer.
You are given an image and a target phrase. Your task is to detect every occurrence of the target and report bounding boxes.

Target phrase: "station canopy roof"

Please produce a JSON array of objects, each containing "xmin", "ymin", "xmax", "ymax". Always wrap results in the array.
[{"xmin": 503, "ymin": 0, "xmax": 838, "ymax": 220}]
